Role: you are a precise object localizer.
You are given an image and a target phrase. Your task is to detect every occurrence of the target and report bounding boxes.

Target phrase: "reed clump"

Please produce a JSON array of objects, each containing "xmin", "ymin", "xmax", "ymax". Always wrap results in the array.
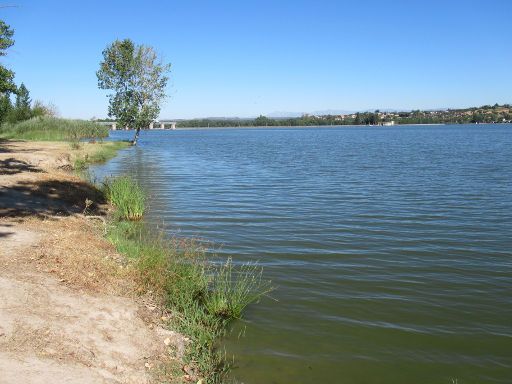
[
  {"xmin": 103, "ymin": 176, "xmax": 146, "ymax": 221},
  {"xmin": 0, "ymin": 117, "xmax": 109, "ymax": 142},
  {"xmin": 206, "ymin": 259, "xmax": 272, "ymax": 319}
]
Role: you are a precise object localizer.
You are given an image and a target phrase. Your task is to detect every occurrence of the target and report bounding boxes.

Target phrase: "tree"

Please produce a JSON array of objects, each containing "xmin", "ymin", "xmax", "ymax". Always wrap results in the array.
[
  {"xmin": 97, "ymin": 39, "xmax": 171, "ymax": 145},
  {"xmin": 0, "ymin": 20, "xmax": 16, "ymax": 95},
  {"xmin": 254, "ymin": 115, "xmax": 272, "ymax": 126},
  {"xmin": 31, "ymin": 100, "xmax": 58, "ymax": 118},
  {"xmin": 12, "ymin": 82, "xmax": 31, "ymax": 121},
  {"xmin": 0, "ymin": 94, "xmax": 11, "ymax": 122},
  {"xmin": 15, "ymin": 83, "xmax": 30, "ymax": 108},
  {"xmin": 6, "ymin": 83, "xmax": 33, "ymax": 123}
]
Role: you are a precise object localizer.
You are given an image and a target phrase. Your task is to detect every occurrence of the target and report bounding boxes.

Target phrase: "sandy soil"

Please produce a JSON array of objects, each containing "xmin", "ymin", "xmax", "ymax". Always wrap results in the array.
[{"xmin": 0, "ymin": 140, "xmax": 183, "ymax": 384}]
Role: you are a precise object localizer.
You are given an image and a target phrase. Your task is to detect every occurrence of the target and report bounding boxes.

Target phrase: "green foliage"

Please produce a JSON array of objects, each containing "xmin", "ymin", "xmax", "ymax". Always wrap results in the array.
[
  {"xmin": 73, "ymin": 156, "xmax": 87, "ymax": 170},
  {"xmin": 0, "ymin": 20, "xmax": 16, "ymax": 95},
  {"xmin": 104, "ymin": 190, "xmax": 273, "ymax": 382},
  {"xmin": 97, "ymin": 39, "xmax": 171, "ymax": 143},
  {"xmin": 0, "ymin": 80, "xmax": 57, "ymax": 125},
  {"xmin": 31, "ymin": 100, "xmax": 57, "ymax": 118},
  {"xmin": 0, "ymin": 20, "xmax": 14, "ymax": 55},
  {"xmin": 254, "ymin": 115, "xmax": 273, "ymax": 126},
  {"xmin": 362, "ymin": 111, "xmax": 380, "ymax": 125},
  {"xmin": 0, "ymin": 65, "xmax": 16, "ymax": 94},
  {"xmin": 205, "ymin": 258, "xmax": 272, "ymax": 319},
  {"xmin": 168, "ymin": 254, "xmax": 272, "ymax": 382},
  {"xmin": 0, "ymin": 95, "xmax": 12, "ymax": 122},
  {"xmin": 65, "ymin": 119, "xmax": 108, "ymax": 147},
  {"xmin": 15, "ymin": 83, "xmax": 30, "ymax": 109},
  {"xmin": 103, "ymin": 176, "xmax": 146, "ymax": 221},
  {"xmin": 0, "ymin": 81, "xmax": 58, "ymax": 125},
  {"xmin": 7, "ymin": 83, "xmax": 32, "ymax": 123},
  {"xmin": 86, "ymin": 141, "xmax": 130, "ymax": 162},
  {"xmin": 0, "ymin": 117, "xmax": 109, "ymax": 141}
]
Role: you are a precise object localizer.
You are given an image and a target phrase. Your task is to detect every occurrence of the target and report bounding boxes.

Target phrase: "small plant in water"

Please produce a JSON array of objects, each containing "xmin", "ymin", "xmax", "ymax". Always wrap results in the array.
[{"xmin": 205, "ymin": 258, "xmax": 274, "ymax": 319}]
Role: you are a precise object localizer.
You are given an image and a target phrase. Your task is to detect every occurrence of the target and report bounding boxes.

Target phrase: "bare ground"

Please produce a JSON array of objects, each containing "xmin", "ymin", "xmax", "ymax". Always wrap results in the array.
[{"xmin": 0, "ymin": 141, "xmax": 184, "ymax": 384}]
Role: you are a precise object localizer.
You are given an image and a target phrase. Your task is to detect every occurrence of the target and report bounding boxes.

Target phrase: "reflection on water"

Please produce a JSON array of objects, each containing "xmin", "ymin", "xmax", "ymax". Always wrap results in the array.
[{"xmin": 93, "ymin": 125, "xmax": 512, "ymax": 383}]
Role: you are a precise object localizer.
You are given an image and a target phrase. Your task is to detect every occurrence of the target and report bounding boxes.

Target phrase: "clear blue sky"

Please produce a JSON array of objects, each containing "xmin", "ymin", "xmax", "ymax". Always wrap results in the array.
[{"xmin": 2, "ymin": 0, "xmax": 512, "ymax": 119}]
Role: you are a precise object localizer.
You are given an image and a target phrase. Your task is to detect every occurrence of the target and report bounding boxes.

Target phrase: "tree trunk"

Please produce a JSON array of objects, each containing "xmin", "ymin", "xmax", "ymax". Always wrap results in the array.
[{"xmin": 132, "ymin": 127, "xmax": 141, "ymax": 146}]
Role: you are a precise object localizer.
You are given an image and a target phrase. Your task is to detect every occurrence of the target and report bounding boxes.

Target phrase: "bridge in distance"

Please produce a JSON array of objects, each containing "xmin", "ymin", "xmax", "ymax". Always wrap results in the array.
[{"xmin": 97, "ymin": 121, "xmax": 177, "ymax": 130}]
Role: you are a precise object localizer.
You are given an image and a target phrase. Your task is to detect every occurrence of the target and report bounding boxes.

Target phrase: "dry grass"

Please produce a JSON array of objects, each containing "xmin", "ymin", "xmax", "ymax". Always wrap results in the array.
[
  {"xmin": 23, "ymin": 216, "xmax": 134, "ymax": 295},
  {"xmin": 2, "ymin": 322, "xmax": 96, "ymax": 366}
]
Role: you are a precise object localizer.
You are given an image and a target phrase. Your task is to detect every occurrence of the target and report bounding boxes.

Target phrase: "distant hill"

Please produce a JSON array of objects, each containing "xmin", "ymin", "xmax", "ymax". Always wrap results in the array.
[
  {"xmin": 267, "ymin": 109, "xmax": 356, "ymax": 118},
  {"xmin": 312, "ymin": 109, "xmax": 356, "ymax": 116}
]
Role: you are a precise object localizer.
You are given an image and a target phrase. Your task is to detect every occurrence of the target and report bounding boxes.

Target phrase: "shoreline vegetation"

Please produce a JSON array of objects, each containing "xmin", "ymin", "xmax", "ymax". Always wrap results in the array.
[
  {"xmin": 0, "ymin": 118, "xmax": 272, "ymax": 383},
  {"xmin": 104, "ymin": 191, "xmax": 272, "ymax": 382}
]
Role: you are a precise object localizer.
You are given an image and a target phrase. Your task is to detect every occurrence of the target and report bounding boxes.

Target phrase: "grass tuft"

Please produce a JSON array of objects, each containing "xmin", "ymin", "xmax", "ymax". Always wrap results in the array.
[
  {"xmin": 205, "ymin": 258, "xmax": 272, "ymax": 319},
  {"xmin": 103, "ymin": 176, "xmax": 146, "ymax": 221}
]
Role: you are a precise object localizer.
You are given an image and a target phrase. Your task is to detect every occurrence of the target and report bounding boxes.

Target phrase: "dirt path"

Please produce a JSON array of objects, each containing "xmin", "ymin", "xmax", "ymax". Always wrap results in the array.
[{"xmin": 0, "ymin": 141, "xmax": 181, "ymax": 384}]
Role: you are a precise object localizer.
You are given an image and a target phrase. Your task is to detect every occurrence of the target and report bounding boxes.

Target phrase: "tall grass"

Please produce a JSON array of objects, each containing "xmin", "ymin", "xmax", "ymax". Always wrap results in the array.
[
  {"xmin": 103, "ymin": 176, "xmax": 146, "ymax": 221},
  {"xmin": 0, "ymin": 116, "xmax": 109, "ymax": 141},
  {"xmin": 103, "ymin": 175, "xmax": 273, "ymax": 382}
]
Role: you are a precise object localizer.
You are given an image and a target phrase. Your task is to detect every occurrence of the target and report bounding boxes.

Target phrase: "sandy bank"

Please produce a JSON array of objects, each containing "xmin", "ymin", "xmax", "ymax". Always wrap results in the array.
[{"xmin": 0, "ymin": 140, "xmax": 185, "ymax": 384}]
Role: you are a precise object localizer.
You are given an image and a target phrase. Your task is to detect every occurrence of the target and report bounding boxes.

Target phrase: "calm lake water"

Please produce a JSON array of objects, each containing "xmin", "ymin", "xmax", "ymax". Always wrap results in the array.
[{"xmin": 93, "ymin": 125, "xmax": 512, "ymax": 384}]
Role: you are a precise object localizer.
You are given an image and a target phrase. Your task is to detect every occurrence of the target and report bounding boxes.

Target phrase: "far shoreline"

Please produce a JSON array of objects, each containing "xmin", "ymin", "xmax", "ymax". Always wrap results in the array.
[{"xmin": 109, "ymin": 122, "xmax": 512, "ymax": 132}]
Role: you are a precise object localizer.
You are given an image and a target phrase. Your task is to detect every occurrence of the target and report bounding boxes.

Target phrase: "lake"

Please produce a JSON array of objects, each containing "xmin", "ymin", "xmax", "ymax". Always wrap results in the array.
[{"xmin": 92, "ymin": 125, "xmax": 512, "ymax": 384}]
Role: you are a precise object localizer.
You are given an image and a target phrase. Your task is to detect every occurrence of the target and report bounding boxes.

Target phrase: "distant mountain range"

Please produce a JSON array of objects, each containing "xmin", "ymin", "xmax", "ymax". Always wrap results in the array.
[
  {"xmin": 267, "ymin": 110, "xmax": 356, "ymax": 118},
  {"xmin": 165, "ymin": 107, "xmax": 478, "ymax": 121},
  {"xmin": 172, "ymin": 116, "xmax": 251, "ymax": 121},
  {"xmin": 266, "ymin": 108, "xmax": 452, "ymax": 117},
  {"xmin": 169, "ymin": 110, "xmax": 360, "ymax": 120}
]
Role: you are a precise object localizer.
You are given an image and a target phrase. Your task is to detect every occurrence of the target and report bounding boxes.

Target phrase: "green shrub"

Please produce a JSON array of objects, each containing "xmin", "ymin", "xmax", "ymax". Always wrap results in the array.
[{"xmin": 103, "ymin": 176, "xmax": 146, "ymax": 221}]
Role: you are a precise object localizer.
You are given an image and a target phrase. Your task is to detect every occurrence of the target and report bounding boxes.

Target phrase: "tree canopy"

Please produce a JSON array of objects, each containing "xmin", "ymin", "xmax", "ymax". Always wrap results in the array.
[
  {"xmin": 97, "ymin": 39, "xmax": 171, "ymax": 144},
  {"xmin": 0, "ymin": 20, "xmax": 16, "ymax": 94}
]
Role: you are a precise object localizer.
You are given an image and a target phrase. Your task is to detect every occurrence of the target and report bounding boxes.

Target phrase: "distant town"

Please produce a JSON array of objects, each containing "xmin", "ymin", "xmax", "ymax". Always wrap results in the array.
[{"xmin": 94, "ymin": 104, "xmax": 512, "ymax": 129}]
